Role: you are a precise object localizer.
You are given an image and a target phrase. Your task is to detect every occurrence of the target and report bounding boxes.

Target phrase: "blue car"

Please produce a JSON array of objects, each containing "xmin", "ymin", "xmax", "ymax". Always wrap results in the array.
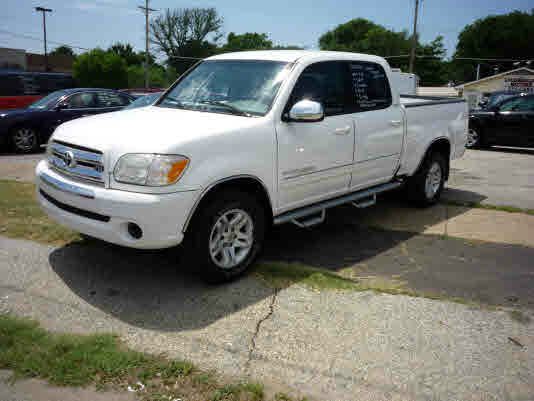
[{"xmin": 0, "ymin": 88, "xmax": 134, "ymax": 153}]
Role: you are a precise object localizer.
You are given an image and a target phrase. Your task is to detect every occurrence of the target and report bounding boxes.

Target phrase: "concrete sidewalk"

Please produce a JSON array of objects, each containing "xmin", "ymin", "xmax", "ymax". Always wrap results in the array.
[
  {"xmin": 350, "ymin": 201, "xmax": 534, "ymax": 248},
  {"xmin": 0, "ymin": 371, "xmax": 135, "ymax": 401}
]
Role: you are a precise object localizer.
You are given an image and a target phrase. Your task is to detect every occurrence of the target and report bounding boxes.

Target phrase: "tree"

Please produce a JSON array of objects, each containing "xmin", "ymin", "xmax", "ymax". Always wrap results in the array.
[
  {"xmin": 319, "ymin": 18, "xmax": 411, "ymax": 56},
  {"xmin": 73, "ymin": 49, "xmax": 128, "ymax": 88},
  {"xmin": 49, "ymin": 45, "xmax": 74, "ymax": 58},
  {"xmin": 127, "ymin": 64, "xmax": 171, "ymax": 88},
  {"xmin": 319, "ymin": 18, "xmax": 449, "ymax": 85},
  {"xmin": 451, "ymin": 10, "xmax": 534, "ymax": 83},
  {"xmin": 150, "ymin": 7, "xmax": 223, "ymax": 72},
  {"xmin": 222, "ymin": 32, "xmax": 273, "ymax": 52},
  {"xmin": 108, "ymin": 42, "xmax": 142, "ymax": 65}
]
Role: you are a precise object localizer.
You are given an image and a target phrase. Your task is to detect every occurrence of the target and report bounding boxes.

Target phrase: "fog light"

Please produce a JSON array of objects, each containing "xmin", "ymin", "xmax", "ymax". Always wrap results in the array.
[{"xmin": 127, "ymin": 222, "xmax": 143, "ymax": 239}]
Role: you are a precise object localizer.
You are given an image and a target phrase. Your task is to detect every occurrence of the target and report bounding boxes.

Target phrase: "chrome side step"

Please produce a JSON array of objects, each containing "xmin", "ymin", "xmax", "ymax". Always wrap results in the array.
[
  {"xmin": 274, "ymin": 181, "xmax": 403, "ymax": 226},
  {"xmin": 352, "ymin": 194, "xmax": 376, "ymax": 209},
  {"xmin": 291, "ymin": 209, "xmax": 326, "ymax": 228}
]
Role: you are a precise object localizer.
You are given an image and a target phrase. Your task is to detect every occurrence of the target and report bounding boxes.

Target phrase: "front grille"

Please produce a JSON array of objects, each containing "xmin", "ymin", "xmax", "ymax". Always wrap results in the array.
[
  {"xmin": 40, "ymin": 189, "xmax": 110, "ymax": 222},
  {"xmin": 48, "ymin": 140, "xmax": 105, "ymax": 185}
]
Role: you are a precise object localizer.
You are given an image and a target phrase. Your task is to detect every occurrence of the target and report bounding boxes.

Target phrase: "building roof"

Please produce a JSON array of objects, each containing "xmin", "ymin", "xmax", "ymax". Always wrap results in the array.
[{"xmin": 456, "ymin": 67, "xmax": 534, "ymax": 89}]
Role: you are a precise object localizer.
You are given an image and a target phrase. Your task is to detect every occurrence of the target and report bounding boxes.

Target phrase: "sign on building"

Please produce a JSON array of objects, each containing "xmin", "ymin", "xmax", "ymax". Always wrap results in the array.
[{"xmin": 504, "ymin": 75, "xmax": 534, "ymax": 93}]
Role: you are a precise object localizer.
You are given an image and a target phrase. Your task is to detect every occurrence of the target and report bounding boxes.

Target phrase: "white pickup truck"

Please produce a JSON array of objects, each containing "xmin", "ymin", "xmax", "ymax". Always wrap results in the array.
[{"xmin": 36, "ymin": 50, "xmax": 467, "ymax": 282}]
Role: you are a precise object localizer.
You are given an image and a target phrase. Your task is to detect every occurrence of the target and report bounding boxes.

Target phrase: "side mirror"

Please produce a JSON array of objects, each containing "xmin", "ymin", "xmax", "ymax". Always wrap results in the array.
[
  {"xmin": 287, "ymin": 100, "xmax": 324, "ymax": 122},
  {"xmin": 55, "ymin": 102, "xmax": 68, "ymax": 111}
]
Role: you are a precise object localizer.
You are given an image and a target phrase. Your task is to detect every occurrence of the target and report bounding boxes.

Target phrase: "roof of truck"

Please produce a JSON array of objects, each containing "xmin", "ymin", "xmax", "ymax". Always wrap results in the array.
[{"xmin": 206, "ymin": 50, "xmax": 386, "ymax": 65}]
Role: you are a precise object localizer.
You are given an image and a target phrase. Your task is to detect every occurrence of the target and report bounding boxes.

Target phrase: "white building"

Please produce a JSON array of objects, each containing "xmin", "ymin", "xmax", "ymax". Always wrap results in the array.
[{"xmin": 456, "ymin": 67, "xmax": 534, "ymax": 109}]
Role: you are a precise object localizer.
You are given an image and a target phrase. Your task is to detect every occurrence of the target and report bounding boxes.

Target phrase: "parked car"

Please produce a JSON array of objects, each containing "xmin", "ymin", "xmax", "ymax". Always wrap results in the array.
[
  {"xmin": 36, "ymin": 50, "xmax": 467, "ymax": 282},
  {"xmin": 0, "ymin": 71, "xmax": 76, "ymax": 110},
  {"xmin": 478, "ymin": 90, "xmax": 527, "ymax": 110},
  {"xmin": 124, "ymin": 92, "xmax": 163, "ymax": 110},
  {"xmin": 0, "ymin": 88, "xmax": 134, "ymax": 153},
  {"xmin": 120, "ymin": 88, "xmax": 165, "ymax": 97},
  {"xmin": 468, "ymin": 93, "xmax": 534, "ymax": 148}
]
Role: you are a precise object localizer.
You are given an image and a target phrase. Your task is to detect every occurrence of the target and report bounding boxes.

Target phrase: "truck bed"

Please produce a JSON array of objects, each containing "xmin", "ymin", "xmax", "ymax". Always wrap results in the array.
[{"xmin": 397, "ymin": 95, "xmax": 468, "ymax": 177}]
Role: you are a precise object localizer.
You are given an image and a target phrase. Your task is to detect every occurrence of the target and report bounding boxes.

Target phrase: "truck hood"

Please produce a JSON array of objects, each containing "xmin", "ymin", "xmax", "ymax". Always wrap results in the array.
[{"xmin": 52, "ymin": 106, "xmax": 261, "ymax": 155}]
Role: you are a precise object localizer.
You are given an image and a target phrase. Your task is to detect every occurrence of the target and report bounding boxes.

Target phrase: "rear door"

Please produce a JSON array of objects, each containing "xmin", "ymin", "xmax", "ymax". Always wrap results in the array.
[
  {"xmin": 276, "ymin": 61, "xmax": 355, "ymax": 210},
  {"xmin": 348, "ymin": 61, "xmax": 404, "ymax": 190}
]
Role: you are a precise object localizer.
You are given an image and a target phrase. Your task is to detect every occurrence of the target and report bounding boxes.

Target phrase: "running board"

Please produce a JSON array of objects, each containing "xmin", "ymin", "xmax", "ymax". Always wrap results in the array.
[
  {"xmin": 273, "ymin": 181, "xmax": 403, "ymax": 226},
  {"xmin": 291, "ymin": 209, "xmax": 326, "ymax": 228},
  {"xmin": 352, "ymin": 194, "xmax": 376, "ymax": 209}
]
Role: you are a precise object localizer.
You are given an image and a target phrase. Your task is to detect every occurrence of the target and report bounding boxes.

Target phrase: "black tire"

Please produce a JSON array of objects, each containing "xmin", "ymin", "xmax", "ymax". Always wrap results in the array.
[
  {"xmin": 10, "ymin": 126, "xmax": 40, "ymax": 153},
  {"xmin": 186, "ymin": 189, "xmax": 266, "ymax": 283},
  {"xmin": 406, "ymin": 152, "xmax": 447, "ymax": 207}
]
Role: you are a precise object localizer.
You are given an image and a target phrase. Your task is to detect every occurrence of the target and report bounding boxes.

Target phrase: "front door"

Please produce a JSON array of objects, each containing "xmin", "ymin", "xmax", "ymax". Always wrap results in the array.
[
  {"xmin": 276, "ymin": 61, "xmax": 355, "ymax": 211},
  {"xmin": 494, "ymin": 95, "xmax": 534, "ymax": 147}
]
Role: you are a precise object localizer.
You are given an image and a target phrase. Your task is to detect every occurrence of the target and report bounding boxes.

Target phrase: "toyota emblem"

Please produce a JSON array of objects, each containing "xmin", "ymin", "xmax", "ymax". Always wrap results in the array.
[{"xmin": 64, "ymin": 151, "xmax": 77, "ymax": 168}]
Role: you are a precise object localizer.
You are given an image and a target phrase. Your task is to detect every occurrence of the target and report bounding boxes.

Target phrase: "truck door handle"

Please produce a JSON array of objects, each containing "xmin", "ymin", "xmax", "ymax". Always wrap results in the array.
[
  {"xmin": 334, "ymin": 126, "xmax": 351, "ymax": 135},
  {"xmin": 389, "ymin": 120, "xmax": 402, "ymax": 127}
]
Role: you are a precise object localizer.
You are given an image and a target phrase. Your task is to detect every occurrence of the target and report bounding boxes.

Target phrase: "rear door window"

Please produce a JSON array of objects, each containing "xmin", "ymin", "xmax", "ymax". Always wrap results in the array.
[{"xmin": 349, "ymin": 62, "xmax": 392, "ymax": 111}]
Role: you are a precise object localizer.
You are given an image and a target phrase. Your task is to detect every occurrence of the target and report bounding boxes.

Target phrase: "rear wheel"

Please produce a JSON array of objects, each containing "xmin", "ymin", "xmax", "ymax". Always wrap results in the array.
[
  {"xmin": 11, "ymin": 126, "xmax": 39, "ymax": 153},
  {"xmin": 187, "ymin": 190, "xmax": 266, "ymax": 283},
  {"xmin": 406, "ymin": 152, "xmax": 446, "ymax": 207}
]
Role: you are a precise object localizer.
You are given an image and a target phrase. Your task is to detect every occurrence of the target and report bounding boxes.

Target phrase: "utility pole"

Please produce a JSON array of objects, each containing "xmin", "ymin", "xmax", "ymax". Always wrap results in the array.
[
  {"xmin": 138, "ymin": 0, "xmax": 157, "ymax": 89},
  {"xmin": 35, "ymin": 6, "xmax": 52, "ymax": 71},
  {"xmin": 476, "ymin": 63, "xmax": 481, "ymax": 80},
  {"xmin": 408, "ymin": 0, "xmax": 420, "ymax": 73}
]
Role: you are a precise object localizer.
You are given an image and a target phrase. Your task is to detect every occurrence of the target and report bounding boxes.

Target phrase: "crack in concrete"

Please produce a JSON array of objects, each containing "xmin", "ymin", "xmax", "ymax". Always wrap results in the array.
[{"xmin": 245, "ymin": 288, "xmax": 279, "ymax": 375}]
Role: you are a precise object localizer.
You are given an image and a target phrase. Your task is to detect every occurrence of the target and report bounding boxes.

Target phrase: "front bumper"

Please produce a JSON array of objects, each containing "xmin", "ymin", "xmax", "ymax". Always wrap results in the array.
[{"xmin": 36, "ymin": 160, "xmax": 199, "ymax": 249}]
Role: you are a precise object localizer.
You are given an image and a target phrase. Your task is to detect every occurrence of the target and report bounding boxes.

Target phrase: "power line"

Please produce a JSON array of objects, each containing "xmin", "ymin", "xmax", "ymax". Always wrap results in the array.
[
  {"xmin": 0, "ymin": 28, "xmax": 90, "ymax": 51},
  {"xmin": 385, "ymin": 54, "xmax": 533, "ymax": 62}
]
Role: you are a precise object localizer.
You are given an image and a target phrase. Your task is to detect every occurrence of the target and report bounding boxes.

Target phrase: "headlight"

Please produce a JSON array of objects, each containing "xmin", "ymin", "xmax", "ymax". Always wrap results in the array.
[{"xmin": 114, "ymin": 154, "xmax": 189, "ymax": 186}]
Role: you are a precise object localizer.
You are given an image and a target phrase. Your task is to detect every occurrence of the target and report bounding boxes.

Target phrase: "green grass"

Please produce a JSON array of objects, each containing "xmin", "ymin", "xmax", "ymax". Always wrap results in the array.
[
  {"xmin": 0, "ymin": 180, "xmax": 79, "ymax": 244},
  {"xmin": 255, "ymin": 262, "xmax": 486, "ymax": 308},
  {"xmin": 0, "ymin": 314, "xmax": 305, "ymax": 401},
  {"xmin": 443, "ymin": 199, "xmax": 534, "ymax": 216},
  {"xmin": 255, "ymin": 262, "xmax": 363, "ymax": 291}
]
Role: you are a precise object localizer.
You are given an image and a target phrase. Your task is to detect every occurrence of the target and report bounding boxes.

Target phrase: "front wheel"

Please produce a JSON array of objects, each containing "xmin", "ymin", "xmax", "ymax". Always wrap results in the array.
[
  {"xmin": 11, "ymin": 126, "xmax": 40, "ymax": 153},
  {"xmin": 406, "ymin": 152, "xmax": 446, "ymax": 207},
  {"xmin": 466, "ymin": 128, "xmax": 480, "ymax": 148},
  {"xmin": 187, "ymin": 190, "xmax": 266, "ymax": 283}
]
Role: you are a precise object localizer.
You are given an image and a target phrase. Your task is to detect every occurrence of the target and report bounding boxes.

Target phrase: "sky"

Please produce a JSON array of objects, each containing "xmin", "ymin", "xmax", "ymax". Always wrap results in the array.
[{"xmin": 1, "ymin": 0, "xmax": 533, "ymax": 60}]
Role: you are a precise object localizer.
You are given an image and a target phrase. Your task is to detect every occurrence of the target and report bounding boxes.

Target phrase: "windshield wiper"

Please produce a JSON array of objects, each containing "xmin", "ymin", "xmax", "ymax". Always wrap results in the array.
[{"xmin": 198, "ymin": 100, "xmax": 252, "ymax": 117}]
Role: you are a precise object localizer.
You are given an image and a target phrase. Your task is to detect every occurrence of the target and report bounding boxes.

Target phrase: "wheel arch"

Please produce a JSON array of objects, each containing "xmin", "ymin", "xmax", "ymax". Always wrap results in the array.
[
  {"xmin": 417, "ymin": 137, "xmax": 451, "ymax": 180},
  {"xmin": 182, "ymin": 175, "xmax": 274, "ymax": 233}
]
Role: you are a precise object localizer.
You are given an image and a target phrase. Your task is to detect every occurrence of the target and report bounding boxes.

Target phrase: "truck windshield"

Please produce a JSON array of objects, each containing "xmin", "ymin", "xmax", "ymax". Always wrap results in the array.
[{"xmin": 158, "ymin": 60, "xmax": 291, "ymax": 117}]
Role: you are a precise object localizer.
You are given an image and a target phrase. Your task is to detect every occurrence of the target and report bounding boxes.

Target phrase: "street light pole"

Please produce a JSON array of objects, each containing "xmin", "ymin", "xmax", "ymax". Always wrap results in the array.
[
  {"xmin": 35, "ymin": 6, "xmax": 52, "ymax": 72},
  {"xmin": 408, "ymin": 0, "xmax": 420, "ymax": 73},
  {"xmin": 138, "ymin": 0, "xmax": 157, "ymax": 89}
]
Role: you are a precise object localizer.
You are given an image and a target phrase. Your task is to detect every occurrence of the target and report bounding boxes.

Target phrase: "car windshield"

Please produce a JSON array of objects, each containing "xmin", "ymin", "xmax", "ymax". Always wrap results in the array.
[
  {"xmin": 125, "ymin": 93, "xmax": 162, "ymax": 110},
  {"xmin": 486, "ymin": 93, "xmax": 518, "ymax": 109},
  {"xmin": 27, "ymin": 90, "xmax": 69, "ymax": 110},
  {"xmin": 158, "ymin": 60, "xmax": 291, "ymax": 117}
]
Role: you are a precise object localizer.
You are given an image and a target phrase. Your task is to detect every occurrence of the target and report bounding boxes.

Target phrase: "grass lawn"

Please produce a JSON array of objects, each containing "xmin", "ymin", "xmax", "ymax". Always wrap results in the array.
[
  {"xmin": 0, "ymin": 180, "xmax": 79, "ymax": 245},
  {"xmin": 0, "ymin": 314, "xmax": 306, "ymax": 401}
]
